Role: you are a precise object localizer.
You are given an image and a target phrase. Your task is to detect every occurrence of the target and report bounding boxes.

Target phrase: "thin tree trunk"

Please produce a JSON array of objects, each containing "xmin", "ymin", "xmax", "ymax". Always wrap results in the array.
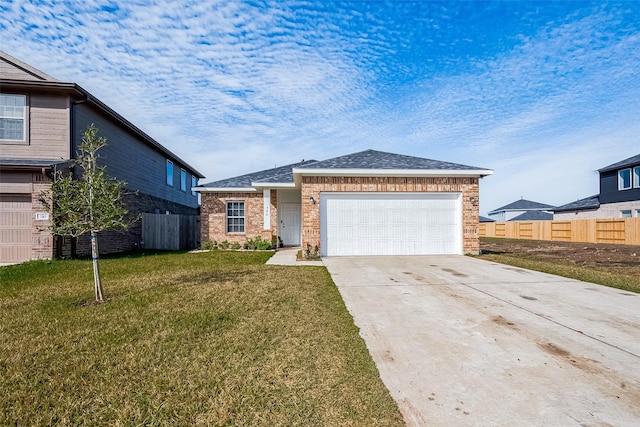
[{"xmin": 91, "ymin": 231, "xmax": 104, "ymax": 302}]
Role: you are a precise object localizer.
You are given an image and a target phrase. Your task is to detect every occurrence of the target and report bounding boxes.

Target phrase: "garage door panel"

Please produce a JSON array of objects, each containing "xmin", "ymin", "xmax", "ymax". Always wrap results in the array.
[
  {"xmin": 0, "ymin": 194, "xmax": 32, "ymax": 263},
  {"xmin": 321, "ymin": 192, "xmax": 461, "ymax": 256}
]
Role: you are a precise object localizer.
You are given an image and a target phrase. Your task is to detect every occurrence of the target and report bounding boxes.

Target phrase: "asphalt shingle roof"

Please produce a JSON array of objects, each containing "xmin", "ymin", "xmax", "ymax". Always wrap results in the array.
[
  {"xmin": 598, "ymin": 153, "xmax": 640, "ymax": 173},
  {"xmin": 489, "ymin": 199, "xmax": 556, "ymax": 213},
  {"xmin": 198, "ymin": 160, "xmax": 317, "ymax": 188},
  {"xmin": 198, "ymin": 149, "xmax": 491, "ymax": 189},
  {"xmin": 479, "ymin": 216, "xmax": 495, "ymax": 223},
  {"xmin": 297, "ymin": 149, "xmax": 486, "ymax": 171},
  {"xmin": 553, "ymin": 195, "xmax": 600, "ymax": 212},
  {"xmin": 509, "ymin": 211, "xmax": 554, "ymax": 221}
]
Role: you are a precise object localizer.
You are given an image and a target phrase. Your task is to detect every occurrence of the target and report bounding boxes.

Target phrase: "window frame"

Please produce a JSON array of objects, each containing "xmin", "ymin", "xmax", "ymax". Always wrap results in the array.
[
  {"xmin": 191, "ymin": 175, "xmax": 197, "ymax": 196},
  {"xmin": 633, "ymin": 166, "xmax": 640, "ymax": 189},
  {"xmin": 166, "ymin": 160, "xmax": 173, "ymax": 186},
  {"xmin": 180, "ymin": 168, "xmax": 187, "ymax": 192},
  {"xmin": 0, "ymin": 93, "xmax": 28, "ymax": 144},
  {"xmin": 620, "ymin": 209, "xmax": 632, "ymax": 218},
  {"xmin": 226, "ymin": 201, "xmax": 245, "ymax": 234},
  {"xmin": 618, "ymin": 168, "xmax": 632, "ymax": 190}
]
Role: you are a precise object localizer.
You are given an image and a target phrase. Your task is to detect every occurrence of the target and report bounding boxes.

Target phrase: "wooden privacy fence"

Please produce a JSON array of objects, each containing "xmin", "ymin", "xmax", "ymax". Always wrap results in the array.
[
  {"xmin": 479, "ymin": 218, "xmax": 640, "ymax": 246},
  {"xmin": 142, "ymin": 213, "xmax": 199, "ymax": 250}
]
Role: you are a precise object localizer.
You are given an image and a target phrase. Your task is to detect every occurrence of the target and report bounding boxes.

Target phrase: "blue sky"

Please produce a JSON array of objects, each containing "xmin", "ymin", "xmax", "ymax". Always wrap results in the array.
[{"xmin": 2, "ymin": 1, "xmax": 639, "ymax": 214}]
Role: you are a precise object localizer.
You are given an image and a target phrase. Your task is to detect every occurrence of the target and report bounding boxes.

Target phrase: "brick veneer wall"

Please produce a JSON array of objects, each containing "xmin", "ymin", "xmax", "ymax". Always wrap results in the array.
[
  {"xmin": 300, "ymin": 176, "xmax": 481, "ymax": 254},
  {"xmin": 32, "ymin": 175, "xmax": 54, "ymax": 259},
  {"xmin": 200, "ymin": 190, "xmax": 278, "ymax": 246}
]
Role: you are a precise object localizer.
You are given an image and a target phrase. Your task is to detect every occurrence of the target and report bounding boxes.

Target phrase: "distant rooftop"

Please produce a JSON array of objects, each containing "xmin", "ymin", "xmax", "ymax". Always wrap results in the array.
[
  {"xmin": 598, "ymin": 153, "xmax": 640, "ymax": 173},
  {"xmin": 553, "ymin": 195, "xmax": 600, "ymax": 212},
  {"xmin": 488, "ymin": 198, "xmax": 556, "ymax": 214},
  {"xmin": 509, "ymin": 210, "xmax": 554, "ymax": 221}
]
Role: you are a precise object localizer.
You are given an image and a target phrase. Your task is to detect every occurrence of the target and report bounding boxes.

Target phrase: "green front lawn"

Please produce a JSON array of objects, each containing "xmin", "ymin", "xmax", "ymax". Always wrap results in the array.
[{"xmin": 0, "ymin": 251, "xmax": 403, "ymax": 426}]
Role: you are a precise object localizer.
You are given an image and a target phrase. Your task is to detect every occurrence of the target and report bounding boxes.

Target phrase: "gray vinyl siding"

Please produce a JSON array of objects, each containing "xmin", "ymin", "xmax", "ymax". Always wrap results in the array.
[
  {"xmin": 0, "ymin": 93, "xmax": 70, "ymax": 159},
  {"xmin": 599, "ymin": 169, "xmax": 640, "ymax": 204},
  {"xmin": 73, "ymin": 103, "xmax": 198, "ymax": 209}
]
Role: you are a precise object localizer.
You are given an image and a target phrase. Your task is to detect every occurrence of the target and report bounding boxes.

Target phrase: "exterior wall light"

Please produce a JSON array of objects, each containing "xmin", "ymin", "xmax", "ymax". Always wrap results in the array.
[{"xmin": 309, "ymin": 196, "xmax": 316, "ymax": 204}]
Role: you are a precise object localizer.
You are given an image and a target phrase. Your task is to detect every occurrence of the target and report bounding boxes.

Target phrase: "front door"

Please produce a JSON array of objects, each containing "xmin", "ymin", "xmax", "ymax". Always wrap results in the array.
[{"xmin": 280, "ymin": 204, "xmax": 301, "ymax": 246}]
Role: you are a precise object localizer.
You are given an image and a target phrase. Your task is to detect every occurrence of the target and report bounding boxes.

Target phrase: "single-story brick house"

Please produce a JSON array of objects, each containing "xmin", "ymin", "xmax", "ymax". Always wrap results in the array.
[{"xmin": 195, "ymin": 150, "xmax": 492, "ymax": 256}]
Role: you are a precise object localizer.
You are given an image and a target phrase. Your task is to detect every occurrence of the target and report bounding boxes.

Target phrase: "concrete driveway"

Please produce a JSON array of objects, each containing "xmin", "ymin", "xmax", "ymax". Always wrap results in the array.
[{"xmin": 322, "ymin": 255, "xmax": 640, "ymax": 427}]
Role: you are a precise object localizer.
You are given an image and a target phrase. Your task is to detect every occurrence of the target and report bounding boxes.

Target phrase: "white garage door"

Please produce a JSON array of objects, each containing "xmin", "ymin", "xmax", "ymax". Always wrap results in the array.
[
  {"xmin": 0, "ymin": 194, "xmax": 32, "ymax": 263},
  {"xmin": 320, "ymin": 192, "xmax": 461, "ymax": 256}
]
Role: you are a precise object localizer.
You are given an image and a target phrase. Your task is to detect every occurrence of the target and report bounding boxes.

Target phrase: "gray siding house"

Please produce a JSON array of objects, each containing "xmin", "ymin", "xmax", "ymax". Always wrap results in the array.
[
  {"xmin": 0, "ymin": 51, "xmax": 204, "ymax": 263},
  {"xmin": 554, "ymin": 154, "xmax": 640, "ymax": 220}
]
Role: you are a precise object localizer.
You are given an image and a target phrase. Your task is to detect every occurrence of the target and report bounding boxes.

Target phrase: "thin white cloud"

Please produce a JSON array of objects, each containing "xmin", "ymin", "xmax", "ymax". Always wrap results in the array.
[{"xmin": 1, "ymin": 1, "xmax": 639, "ymax": 212}]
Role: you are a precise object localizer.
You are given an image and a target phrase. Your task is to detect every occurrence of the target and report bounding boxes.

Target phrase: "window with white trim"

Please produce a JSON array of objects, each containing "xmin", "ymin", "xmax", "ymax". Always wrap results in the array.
[
  {"xmin": 226, "ymin": 201, "xmax": 245, "ymax": 233},
  {"xmin": 636, "ymin": 209, "xmax": 640, "ymax": 218},
  {"xmin": 166, "ymin": 160, "xmax": 173, "ymax": 186},
  {"xmin": 634, "ymin": 166, "xmax": 640, "ymax": 188},
  {"xmin": 191, "ymin": 175, "xmax": 197, "ymax": 196},
  {"xmin": 620, "ymin": 210, "xmax": 632, "ymax": 218},
  {"xmin": 618, "ymin": 168, "xmax": 631, "ymax": 190},
  {"xmin": 0, "ymin": 94, "xmax": 26, "ymax": 142},
  {"xmin": 180, "ymin": 169, "xmax": 187, "ymax": 191}
]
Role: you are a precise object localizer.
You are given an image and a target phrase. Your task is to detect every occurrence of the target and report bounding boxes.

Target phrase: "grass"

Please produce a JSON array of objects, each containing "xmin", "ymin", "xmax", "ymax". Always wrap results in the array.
[
  {"xmin": 476, "ymin": 238, "xmax": 640, "ymax": 294},
  {"xmin": 0, "ymin": 251, "xmax": 403, "ymax": 426}
]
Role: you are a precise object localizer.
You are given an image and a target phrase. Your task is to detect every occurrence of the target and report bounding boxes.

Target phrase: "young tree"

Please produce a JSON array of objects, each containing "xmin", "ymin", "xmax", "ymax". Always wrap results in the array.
[{"xmin": 44, "ymin": 124, "xmax": 131, "ymax": 302}]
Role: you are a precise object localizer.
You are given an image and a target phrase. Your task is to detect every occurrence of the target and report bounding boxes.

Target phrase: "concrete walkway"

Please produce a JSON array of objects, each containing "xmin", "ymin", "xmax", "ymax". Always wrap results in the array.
[
  {"xmin": 323, "ymin": 255, "xmax": 640, "ymax": 427},
  {"xmin": 265, "ymin": 247, "xmax": 324, "ymax": 266}
]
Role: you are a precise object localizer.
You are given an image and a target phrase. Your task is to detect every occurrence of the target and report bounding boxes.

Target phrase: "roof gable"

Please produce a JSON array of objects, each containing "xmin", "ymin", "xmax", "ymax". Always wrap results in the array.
[
  {"xmin": 0, "ymin": 51, "xmax": 60, "ymax": 82},
  {"xmin": 489, "ymin": 199, "xmax": 555, "ymax": 213},
  {"xmin": 598, "ymin": 153, "xmax": 640, "ymax": 173},
  {"xmin": 297, "ymin": 149, "xmax": 486, "ymax": 171}
]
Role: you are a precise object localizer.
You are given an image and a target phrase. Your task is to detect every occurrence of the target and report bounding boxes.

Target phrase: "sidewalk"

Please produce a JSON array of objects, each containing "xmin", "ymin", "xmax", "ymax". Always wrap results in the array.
[{"xmin": 266, "ymin": 247, "xmax": 324, "ymax": 266}]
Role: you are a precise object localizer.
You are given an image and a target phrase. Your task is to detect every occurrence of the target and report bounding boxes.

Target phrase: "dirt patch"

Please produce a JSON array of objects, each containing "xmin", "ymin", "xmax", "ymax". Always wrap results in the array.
[
  {"xmin": 480, "ymin": 238, "xmax": 640, "ymax": 278},
  {"xmin": 491, "ymin": 315, "xmax": 518, "ymax": 329},
  {"xmin": 441, "ymin": 268, "xmax": 468, "ymax": 277}
]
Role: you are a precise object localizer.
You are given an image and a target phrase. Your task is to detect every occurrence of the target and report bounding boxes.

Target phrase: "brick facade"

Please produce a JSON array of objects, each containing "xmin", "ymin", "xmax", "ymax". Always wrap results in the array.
[
  {"xmin": 32, "ymin": 174, "xmax": 55, "ymax": 260},
  {"xmin": 300, "ymin": 176, "xmax": 481, "ymax": 254},
  {"xmin": 200, "ymin": 190, "xmax": 278, "ymax": 246}
]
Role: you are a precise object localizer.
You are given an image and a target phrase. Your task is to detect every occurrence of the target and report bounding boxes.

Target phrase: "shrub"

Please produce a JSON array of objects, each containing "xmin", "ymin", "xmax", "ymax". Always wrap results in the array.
[{"xmin": 201, "ymin": 241, "xmax": 214, "ymax": 250}]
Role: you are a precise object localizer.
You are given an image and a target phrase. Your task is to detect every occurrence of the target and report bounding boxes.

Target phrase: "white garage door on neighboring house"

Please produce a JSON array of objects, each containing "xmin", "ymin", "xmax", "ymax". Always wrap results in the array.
[
  {"xmin": 320, "ymin": 192, "xmax": 461, "ymax": 256},
  {"xmin": 0, "ymin": 194, "xmax": 32, "ymax": 263}
]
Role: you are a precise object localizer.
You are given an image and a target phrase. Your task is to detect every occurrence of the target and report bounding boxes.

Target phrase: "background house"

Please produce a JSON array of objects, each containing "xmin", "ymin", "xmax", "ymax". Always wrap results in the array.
[
  {"xmin": 487, "ymin": 198, "xmax": 555, "ymax": 222},
  {"xmin": 196, "ymin": 149, "xmax": 492, "ymax": 256},
  {"xmin": 0, "ymin": 51, "xmax": 204, "ymax": 264},
  {"xmin": 554, "ymin": 154, "xmax": 640, "ymax": 220}
]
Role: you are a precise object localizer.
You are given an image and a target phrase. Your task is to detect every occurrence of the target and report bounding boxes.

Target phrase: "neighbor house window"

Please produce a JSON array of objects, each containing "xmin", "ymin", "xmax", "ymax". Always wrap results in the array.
[
  {"xmin": 226, "ymin": 201, "xmax": 245, "ymax": 233},
  {"xmin": 180, "ymin": 169, "xmax": 187, "ymax": 191},
  {"xmin": 636, "ymin": 209, "xmax": 640, "ymax": 218},
  {"xmin": 620, "ymin": 210, "xmax": 632, "ymax": 218},
  {"xmin": 166, "ymin": 160, "xmax": 173, "ymax": 186},
  {"xmin": 618, "ymin": 169, "xmax": 631, "ymax": 190},
  {"xmin": 191, "ymin": 175, "xmax": 197, "ymax": 196},
  {"xmin": 0, "ymin": 94, "xmax": 26, "ymax": 141},
  {"xmin": 634, "ymin": 166, "xmax": 640, "ymax": 188}
]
